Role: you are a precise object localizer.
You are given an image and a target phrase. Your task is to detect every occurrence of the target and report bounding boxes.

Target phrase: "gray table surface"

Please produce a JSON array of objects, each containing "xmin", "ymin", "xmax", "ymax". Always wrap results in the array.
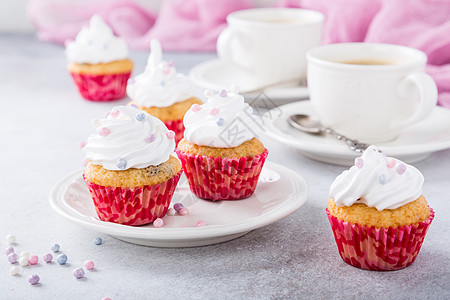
[{"xmin": 1, "ymin": 34, "xmax": 449, "ymax": 300}]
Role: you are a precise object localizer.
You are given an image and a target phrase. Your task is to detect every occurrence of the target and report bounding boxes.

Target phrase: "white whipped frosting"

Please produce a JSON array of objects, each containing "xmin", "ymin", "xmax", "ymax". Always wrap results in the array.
[
  {"xmin": 127, "ymin": 39, "xmax": 193, "ymax": 107},
  {"xmin": 65, "ymin": 15, "xmax": 129, "ymax": 64},
  {"xmin": 183, "ymin": 90, "xmax": 262, "ymax": 148},
  {"xmin": 330, "ymin": 146, "xmax": 424, "ymax": 211},
  {"xmin": 83, "ymin": 105, "xmax": 175, "ymax": 170}
]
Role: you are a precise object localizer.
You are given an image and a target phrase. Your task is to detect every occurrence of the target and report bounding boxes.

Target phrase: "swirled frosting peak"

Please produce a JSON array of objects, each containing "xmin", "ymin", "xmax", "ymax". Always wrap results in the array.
[
  {"xmin": 126, "ymin": 39, "xmax": 193, "ymax": 107},
  {"xmin": 83, "ymin": 105, "xmax": 176, "ymax": 170},
  {"xmin": 330, "ymin": 146, "xmax": 424, "ymax": 210},
  {"xmin": 65, "ymin": 15, "xmax": 129, "ymax": 64},
  {"xmin": 183, "ymin": 88, "xmax": 263, "ymax": 148}
]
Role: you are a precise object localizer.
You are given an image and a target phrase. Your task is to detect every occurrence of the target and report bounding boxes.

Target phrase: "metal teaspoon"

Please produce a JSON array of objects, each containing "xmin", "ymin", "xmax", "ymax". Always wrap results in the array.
[{"xmin": 288, "ymin": 114, "xmax": 370, "ymax": 153}]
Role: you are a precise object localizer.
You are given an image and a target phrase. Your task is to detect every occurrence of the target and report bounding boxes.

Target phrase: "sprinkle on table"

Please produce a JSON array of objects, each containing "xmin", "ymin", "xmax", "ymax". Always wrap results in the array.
[
  {"xmin": 84, "ymin": 260, "xmax": 94, "ymax": 270},
  {"xmin": 51, "ymin": 243, "xmax": 60, "ymax": 253},
  {"xmin": 57, "ymin": 254, "xmax": 68, "ymax": 265},
  {"xmin": 43, "ymin": 253, "xmax": 53, "ymax": 263},
  {"xmin": 28, "ymin": 255, "xmax": 39, "ymax": 265},
  {"xmin": 28, "ymin": 274, "xmax": 40, "ymax": 285},
  {"xmin": 73, "ymin": 268, "xmax": 85, "ymax": 279},
  {"xmin": 5, "ymin": 234, "xmax": 16, "ymax": 245},
  {"xmin": 5, "ymin": 247, "xmax": 14, "ymax": 256}
]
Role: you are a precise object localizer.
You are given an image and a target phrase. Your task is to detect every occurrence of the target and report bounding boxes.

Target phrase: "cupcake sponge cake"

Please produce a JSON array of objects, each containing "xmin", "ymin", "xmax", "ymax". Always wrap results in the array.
[
  {"xmin": 127, "ymin": 39, "xmax": 202, "ymax": 143},
  {"xmin": 66, "ymin": 15, "xmax": 133, "ymax": 101},
  {"xmin": 326, "ymin": 146, "xmax": 434, "ymax": 270},
  {"xmin": 176, "ymin": 89, "xmax": 268, "ymax": 200},
  {"xmin": 83, "ymin": 105, "xmax": 181, "ymax": 225}
]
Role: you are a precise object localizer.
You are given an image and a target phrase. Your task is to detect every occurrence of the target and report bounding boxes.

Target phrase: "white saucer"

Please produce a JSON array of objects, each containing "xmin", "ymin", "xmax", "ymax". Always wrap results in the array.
[
  {"xmin": 264, "ymin": 101, "xmax": 450, "ymax": 166},
  {"xmin": 49, "ymin": 162, "xmax": 308, "ymax": 248},
  {"xmin": 189, "ymin": 59, "xmax": 309, "ymax": 102}
]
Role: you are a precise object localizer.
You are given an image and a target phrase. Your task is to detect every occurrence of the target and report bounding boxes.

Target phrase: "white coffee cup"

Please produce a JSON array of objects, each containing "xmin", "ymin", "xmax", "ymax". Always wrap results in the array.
[
  {"xmin": 217, "ymin": 8, "xmax": 323, "ymax": 89},
  {"xmin": 307, "ymin": 43, "xmax": 438, "ymax": 143}
]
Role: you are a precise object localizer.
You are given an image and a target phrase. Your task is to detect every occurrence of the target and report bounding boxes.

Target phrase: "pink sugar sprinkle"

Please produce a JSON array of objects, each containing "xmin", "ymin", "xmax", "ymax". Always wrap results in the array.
[
  {"xmin": 179, "ymin": 207, "xmax": 189, "ymax": 216},
  {"xmin": 110, "ymin": 110, "xmax": 120, "ymax": 118},
  {"xmin": 355, "ymin": 157, "xmax": 364, "ymax": 169},
  {"xmin": 28, "ymin": 255, "xmax": 38, "ymax": 265},
  {"xmin": 196, "ymin": 220, "xmax": 206, "ymax": 227},
  {"xmin": 387, "ymin": 158, "xmax": 397, "ymax": 168},
  {"xmin": 84, "ymin": 260, "xmax": 94, "ymax": 270},
  {"xmin": 99, "ymin": 127, "xmax": 110, "ymax": 137},
  {"xmin": 191, "ymin": 104, "xmax": 201, "ymax": 112},
  {"xmin": 209, "ymin": 107, "xmax": 219, "ymax": 116},
  {"xmin": 166, "ymin": 131, "xmax": 175, "ymax": 140},
  {"xmin": 79, "ymin": 141, "xmax": 86, "ymax": 148},
  {"xmin": 153, "ymin": 218, "xmax": 164, "ymax": 228}
]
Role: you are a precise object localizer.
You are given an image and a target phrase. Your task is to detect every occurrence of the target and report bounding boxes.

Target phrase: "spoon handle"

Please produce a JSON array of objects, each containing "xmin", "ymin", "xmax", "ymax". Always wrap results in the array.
[{"xmin": 322, "ymin": 128, "xmax": 370, "ymax": 153}]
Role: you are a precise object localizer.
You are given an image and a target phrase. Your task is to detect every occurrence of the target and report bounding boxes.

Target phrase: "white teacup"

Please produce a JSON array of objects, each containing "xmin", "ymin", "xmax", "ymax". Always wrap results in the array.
[
  {"xmin": 307, "ymin": 43, "xmax": 438, "ymax": 143},
  {"xmin": 217, "ymin": 8, "xmax": 323, "ymax": 89}
]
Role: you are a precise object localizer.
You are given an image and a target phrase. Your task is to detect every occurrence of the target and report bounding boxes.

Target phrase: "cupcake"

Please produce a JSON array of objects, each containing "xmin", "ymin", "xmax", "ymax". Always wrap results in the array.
[
  {"xmin": 326, "ymin": 146, "xmax": 434, "ymax": 270},
  {"xmin": 176, "ymin": 89, "xmax": 268, "ymax": 200},
  {"xmin": 127, "ymin": 39, "xmax": 202, "ymax": 144},
  {"xmin": 83, "ymin": 105, "xmax": 182, "ymax": 226},
  {"xmin": 66, "ymin": 15, "xmax": 133, "ymax": 101}
]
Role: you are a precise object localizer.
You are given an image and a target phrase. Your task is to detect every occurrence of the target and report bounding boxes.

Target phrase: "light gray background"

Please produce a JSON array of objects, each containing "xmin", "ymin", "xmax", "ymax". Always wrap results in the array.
[{"xmin": 1, "ymin": 34, "xmax": 449, "ymax": 299}]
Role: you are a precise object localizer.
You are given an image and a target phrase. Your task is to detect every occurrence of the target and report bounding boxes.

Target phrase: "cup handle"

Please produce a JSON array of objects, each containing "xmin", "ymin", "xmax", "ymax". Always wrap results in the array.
[
  {"xmin": 216, "ymin": 27, "xmax": 253, "ymax": 73},
  {"xmin": 391, "ymin": 72, "xmax": 438, "ymax": 130}
]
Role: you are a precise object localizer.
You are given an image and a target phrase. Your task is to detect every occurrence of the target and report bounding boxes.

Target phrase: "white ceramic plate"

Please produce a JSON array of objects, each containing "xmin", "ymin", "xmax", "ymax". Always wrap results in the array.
[
  {"xmin": 49, "ymin": 162, "xmax": 308, "ymax": 248},
  {"xmin": 189, "ymin": 59, "xmax": 309, "ymax": 103},
  {"xmin": 264, "ymin": 101, "xmax": 450, "ymax": 166}
]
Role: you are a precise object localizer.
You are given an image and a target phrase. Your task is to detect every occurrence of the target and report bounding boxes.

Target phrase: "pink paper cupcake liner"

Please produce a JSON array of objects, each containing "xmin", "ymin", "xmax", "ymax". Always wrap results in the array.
[
  {"xmin": 83, "ymin": 171, "xmax": 182, "ymax": 226},
  {"xmin": 326, "ymin": 208, "xmax": 435, "ymax": 271},
  {"xmin": 163, "ymin": 119, "xmax": 184, "ymax": 145},
  {"xmin": 70, "ymin": 72, "xmax": 131, "ymax": 101},
  {"xmin": 175, "ymin": 148, "xmax": 268, "ymax": 201}
]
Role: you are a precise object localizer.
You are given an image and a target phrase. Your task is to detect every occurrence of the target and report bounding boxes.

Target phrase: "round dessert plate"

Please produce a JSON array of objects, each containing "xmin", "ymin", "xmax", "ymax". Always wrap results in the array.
[
  {"xmin": 264, "ymin": 101, "xmax": 450, "ymax": 166},
  {"xmin": 189, "ymin": 59, "xmax": 309, "ymax": 102},
  {"xmin": 49, "ymin": 161, "xmax": 308, "ymax": 248}
]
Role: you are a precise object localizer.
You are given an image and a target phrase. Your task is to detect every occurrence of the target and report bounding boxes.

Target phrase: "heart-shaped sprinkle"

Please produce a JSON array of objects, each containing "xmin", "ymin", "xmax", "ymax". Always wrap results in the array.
[
  {"xmin": 387, "ymin": 158, "xmax": 397, "ymax": 168},
  {"xmin": 99, "ymin": 127, "xmax": 110, "ymax": 137},
  {"xmin": 145, "ymin": 134, "xmax": 155, "ymax": 143},
  {"xmin": 117, "ymin": 158, "xmax": 127, "ymax": 170},
  {"xmin": 355, "ymin": 157, "xmax": 364, "ymax": 169},
  {"xmin": 219, "ymin": 89, "xmax": 228, "ymax": 97},
  {"xmin": 130, "ymin": 104, "xmax": 139, "ymax": 109},
  {"xmin": 110, "ymin": 110, "xmax": 120, "ymax": 118},
  {"xmin": 136, "ymin": 113, "xmax": 146, "ymax": 121},
  {"xmin": 216, "ymin": 118, "xmax": 225, "ymax": 126},
  {"xmin": 191, "ymin": 104, "xmax": 201, "ymax": 112},
  {"xmin": 397, "ymin": 164, "xmax": 406, "ymax": 175},
  {"xmin": 209, "ymin": 107, "xmax": 219, "ymax": 116},
  {"xmin": 166, "ymin": 131, "xmax": 175, "ymax": 139}
]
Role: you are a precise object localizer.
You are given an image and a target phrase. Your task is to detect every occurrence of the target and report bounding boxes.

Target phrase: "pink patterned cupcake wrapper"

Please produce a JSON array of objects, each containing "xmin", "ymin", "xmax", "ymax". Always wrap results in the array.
[
  {"xmin": 70, "ymin": 72, "xmax": 131, "ymax": 101},
  {"xmin": 163, "ymin": 119, "xmax": 184, "ymax": 146},
  {"xmin": 326, "ymin": 208, "xmax": 435, "ymax": 271},
  {"xmin": 83, "ymin": 171, "xmax": 182, "ymax": 226},
  {"xmin": 175, "ymin": 149, "xmax": 268, "ymax": 201}
]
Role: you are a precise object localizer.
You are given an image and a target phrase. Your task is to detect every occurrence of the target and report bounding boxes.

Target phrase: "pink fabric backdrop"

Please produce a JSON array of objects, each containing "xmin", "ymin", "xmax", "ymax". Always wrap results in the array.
[{"xmin": 27, "ymin": 0, "xmax": 450, "ymax": 107}]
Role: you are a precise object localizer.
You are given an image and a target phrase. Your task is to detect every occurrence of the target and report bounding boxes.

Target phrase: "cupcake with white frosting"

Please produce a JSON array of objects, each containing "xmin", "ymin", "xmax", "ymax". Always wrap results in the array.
[
  {"xmin": 127, "ymin": 39, "xmax": 202, "ymax": 144},
  {"xmin": 66, "ymin": 15, "xmax": 133, "ymax": 101},
  {"xmin": 83, "ymin": 105, "xmax": 182, "ymax": 226},
  {"xmin": 326, "ymin": 146, "xmax": 434, "ymax": 270},
  {"xmin": 176, "ymin": 89, "xmax": 268, "ymax": 200}
]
